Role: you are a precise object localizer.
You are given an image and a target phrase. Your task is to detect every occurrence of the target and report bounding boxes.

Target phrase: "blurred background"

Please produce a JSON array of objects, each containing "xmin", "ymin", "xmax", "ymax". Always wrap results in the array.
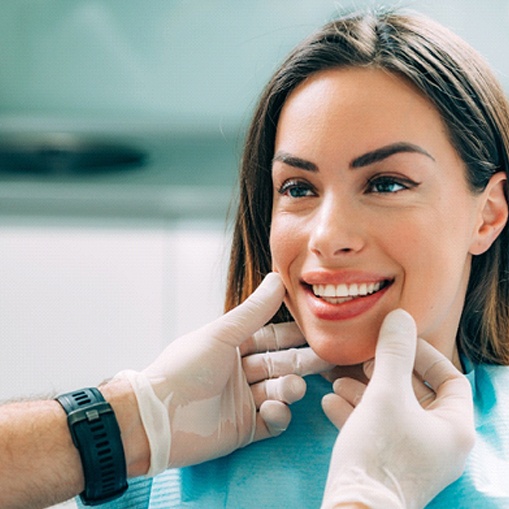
[{"xmin": 1, "ymin": 0, "xmax": 509, "ymax": 405}]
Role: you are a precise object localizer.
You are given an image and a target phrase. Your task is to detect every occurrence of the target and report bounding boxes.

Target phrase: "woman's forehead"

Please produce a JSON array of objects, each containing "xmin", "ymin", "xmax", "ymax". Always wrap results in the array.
[{"xmin": 275, "ymin": 67, "xmax": 453, "ymax": 165}]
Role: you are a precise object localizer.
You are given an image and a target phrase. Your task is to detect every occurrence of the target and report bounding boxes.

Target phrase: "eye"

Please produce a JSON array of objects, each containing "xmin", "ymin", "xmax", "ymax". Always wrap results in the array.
[
  {"xmin": 278, "ymin": 179, "xmax": 316, "ymax": 198},
  {"xmin": 365, "ymin": 174, "xmax": 419, "ymax": 194}
]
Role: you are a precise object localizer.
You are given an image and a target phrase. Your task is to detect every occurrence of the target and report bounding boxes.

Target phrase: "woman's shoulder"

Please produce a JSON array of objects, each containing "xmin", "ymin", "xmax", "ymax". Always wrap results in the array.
[
  {"xmin": 426, "ymin": 362, "xmax": 509, "ymax": 508},
  {"xmin": 468, "ymin": 361, "xmax": 509, "ymax": 392}
]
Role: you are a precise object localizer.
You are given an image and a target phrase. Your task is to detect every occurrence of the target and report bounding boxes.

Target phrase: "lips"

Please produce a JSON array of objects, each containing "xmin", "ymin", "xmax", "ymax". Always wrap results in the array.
[{"xmin": 300, "ymin": 273, "xmax": 393, "ymax": 321}]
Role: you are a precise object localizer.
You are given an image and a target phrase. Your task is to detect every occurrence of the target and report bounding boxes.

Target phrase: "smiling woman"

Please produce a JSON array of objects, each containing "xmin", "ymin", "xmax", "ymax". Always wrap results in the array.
[
  {"xmin": 269, "ymin": 66, "xmax": 505, "ymax": 368},
  {"xmin": 226, "ymin": 10, "xmax": 509, "ymax": 368},
  {"xmin": 80, "ymin": 7, "xmax": 509, "ymax": 509},
  {"xmin": 219, "ymin": 7, "xmax": 509, "ymax": 508}
]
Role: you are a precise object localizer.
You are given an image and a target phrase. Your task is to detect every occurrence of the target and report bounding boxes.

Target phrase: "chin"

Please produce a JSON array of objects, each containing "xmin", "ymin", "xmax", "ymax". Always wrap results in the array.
[
  {"xmin": 314, "ymin": 348, "xmax": 374, "ymax": 367},
  {"xmin": 288, "ymin": 297, "xmax": 390, "ymax": 366},
  {"xmin": 303, "ymin": 330, "xmax": 376, "ymax": 366}
]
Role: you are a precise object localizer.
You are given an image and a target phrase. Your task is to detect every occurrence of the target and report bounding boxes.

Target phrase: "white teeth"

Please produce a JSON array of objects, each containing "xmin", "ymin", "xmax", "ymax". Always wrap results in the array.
[
  {"xmin": 337, "ymin": 284, "xmax": 348, "ymax": 297},
  {"xmin": 348, "ymin": 283, "xmax": 358, "ymax": 296},
  {"xmin": 324, "ymin": 284, "xmax": 335, "ymax": 297},
  {"xmin": 312, "ymin": 281, "xmax": 386, "ymax": 299}
]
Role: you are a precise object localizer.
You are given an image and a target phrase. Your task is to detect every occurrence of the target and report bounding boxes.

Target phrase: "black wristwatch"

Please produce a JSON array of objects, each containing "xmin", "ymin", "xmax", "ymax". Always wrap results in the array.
[{"xmin": 56, "ymin": 387, "xmax": 128, "ymax": 506}]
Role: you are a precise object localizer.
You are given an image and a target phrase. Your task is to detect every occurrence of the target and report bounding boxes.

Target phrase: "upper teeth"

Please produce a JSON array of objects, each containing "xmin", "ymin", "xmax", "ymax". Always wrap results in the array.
[{"xmin": 312, "ymin": 282, "xmax": 382, "ymax": 298}]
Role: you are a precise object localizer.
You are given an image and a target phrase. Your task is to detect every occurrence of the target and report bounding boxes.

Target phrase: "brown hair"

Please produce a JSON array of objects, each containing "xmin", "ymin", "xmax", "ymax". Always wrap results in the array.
[{"xmin": 225, "ymin": 9, "xmax": 509, "ymax": 364}]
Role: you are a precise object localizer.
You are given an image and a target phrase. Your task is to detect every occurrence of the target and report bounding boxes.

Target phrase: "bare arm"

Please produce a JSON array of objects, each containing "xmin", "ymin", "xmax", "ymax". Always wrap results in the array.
[
  {"xmin": 0, "ymin": 274, "xmax": 309, "ymax": 508},
  {"xmin": 0, "ymin": 398, "xmax": 83, "ymax": 509},
  {"xmin": 0, "ymin": 378, "xmax": 149, "ymax": 509}
]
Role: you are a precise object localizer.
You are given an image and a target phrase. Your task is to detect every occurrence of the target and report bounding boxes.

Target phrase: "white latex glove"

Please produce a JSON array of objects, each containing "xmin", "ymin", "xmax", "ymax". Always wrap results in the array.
[
  {"xmin": 321, "ymin": 309, "xmax": 475, "ymax": 509},
  {"xmin": 115, "ymin": 273, "xmax": 332, "ymax": 477}
]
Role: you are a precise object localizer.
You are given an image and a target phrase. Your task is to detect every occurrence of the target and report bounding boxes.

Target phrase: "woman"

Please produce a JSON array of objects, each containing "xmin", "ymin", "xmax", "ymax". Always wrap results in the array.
[
  {"xmin": 227, "ymin": 9, "xmax": 509, "ymax": 367},
  {"xmin": 224, "ymin": 7, "xmax": 509, "ymax": 508},
  {"xmin": 82, "ymin": 8, "xmax": 506, "ymax": 509}
]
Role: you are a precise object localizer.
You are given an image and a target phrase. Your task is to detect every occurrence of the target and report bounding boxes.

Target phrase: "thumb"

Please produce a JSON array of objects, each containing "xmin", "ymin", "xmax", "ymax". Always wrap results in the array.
[
  {"xmin": 370, "ymin": 308, "xmax": 417, "ymax": 386},
  {"xmin": 208, "ymin": 273, "xmax": 286, "ymax": 347}
]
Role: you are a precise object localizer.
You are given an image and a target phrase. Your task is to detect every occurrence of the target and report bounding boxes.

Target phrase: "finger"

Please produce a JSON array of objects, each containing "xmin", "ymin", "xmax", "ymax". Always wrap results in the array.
[
  {"xmin": 370, "ymin": 308, "xmax": 417, "ymax": 386},
  {"xmin": 411, "ymin": 374, "xmax": 436, "ymax": 407},
  {"xmin": 253, "ymin": 400, "xmax": 291, "ymax": 441},
  {"xmin": 332, "ymin": 377, "xmax": 366, "ymax": 408},
  {"xmin": 363, "ymin": 359, "xmax": 374, "ymax": 379},
  {"xmin": 364, "ymin": 359, "xmax": 435, "ymax": 407},
  {"xmin": 243, "ymin": 347, "xmax": 334, "ymax": 384},
  {"xmin": 414, "ymin": 338, "xmax": 473, "ymax": 410},
  {"xmin": 209, "ymin": 273, "xmax": 285, "ymax": 348},
  {"xmin": 240, "ymin": 322, "xmax": 306, "ymax": 356},
  {"xmin": 414, "ymin": 338, "xmax": 462, "ymax": 390},
  {"xmin": 413, "ymin": 340, "xmax": 475, "ymax": 452},
  {"xmin": 251, "ymin": 374, "xmax": 306, "ymax": 408},
  {"xmin": 322, "ymin": 393, "xmax": 354, "ymax": 430}
]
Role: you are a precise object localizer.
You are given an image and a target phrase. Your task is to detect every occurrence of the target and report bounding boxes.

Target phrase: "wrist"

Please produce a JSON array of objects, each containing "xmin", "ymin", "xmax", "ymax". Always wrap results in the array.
[
  {"xmin": 323, "ymin": 467, "xmax": 405, "ymax": 509},
  {"xmin": 99, "ymin": 378, "xmax": 150, "ymax": 478},
  {"xmin": 332, "ymin": 505, "xmax": 370, "ymax": 509},
  {"xmin": 322, "ymin": 504, "xmax": 370, "ymax": 509}
]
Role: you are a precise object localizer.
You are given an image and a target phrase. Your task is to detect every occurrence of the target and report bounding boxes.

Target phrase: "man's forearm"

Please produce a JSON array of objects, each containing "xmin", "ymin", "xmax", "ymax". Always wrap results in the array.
[
  {"xmin": 0, "ymin": 378, "xmax": 149, "ymax": 509},
  {"xmin": 0, "ymin": 398, "xmax": 83, "ymax": 509}
]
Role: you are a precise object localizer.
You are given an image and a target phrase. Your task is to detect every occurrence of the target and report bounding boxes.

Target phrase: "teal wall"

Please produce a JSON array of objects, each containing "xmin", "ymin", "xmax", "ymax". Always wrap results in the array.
[
  {"xmin": 1, "ymin": 0, "xmax": 508, "ymax": 132},
  {"xmin": 0, "ymin": 1, "xmax": 340, "ymax": 128}
]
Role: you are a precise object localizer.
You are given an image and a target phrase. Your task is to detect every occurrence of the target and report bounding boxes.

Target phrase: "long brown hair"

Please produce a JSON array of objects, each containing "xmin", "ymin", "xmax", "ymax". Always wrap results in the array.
[{"xmin": 225, "ymin": 9, "xmax": 509, "ymax": 364}]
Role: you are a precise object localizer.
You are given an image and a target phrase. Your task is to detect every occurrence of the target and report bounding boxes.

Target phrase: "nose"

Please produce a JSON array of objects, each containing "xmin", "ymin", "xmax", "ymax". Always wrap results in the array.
[{"xmin": 308, "ymin": 195, "xmax": 365, "ymax": 259}]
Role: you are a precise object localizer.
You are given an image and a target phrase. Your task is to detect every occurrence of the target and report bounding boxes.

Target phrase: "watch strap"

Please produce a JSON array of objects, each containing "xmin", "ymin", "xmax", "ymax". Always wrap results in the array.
[{"xmin": 56, "ymin": 387, "xmax": 128, "ymax": 505}]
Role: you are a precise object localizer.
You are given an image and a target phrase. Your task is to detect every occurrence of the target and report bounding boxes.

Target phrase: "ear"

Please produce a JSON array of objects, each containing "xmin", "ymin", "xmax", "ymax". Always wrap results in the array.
[{"xmin": 470, "ymin": 171, "xmax": 508, "ymax": 255}]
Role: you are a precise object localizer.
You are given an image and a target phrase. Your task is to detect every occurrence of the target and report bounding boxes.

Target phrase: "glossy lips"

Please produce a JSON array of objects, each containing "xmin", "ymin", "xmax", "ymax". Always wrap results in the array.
[{"xmin": 303, "ymin": 278, "xmax": 393, "ymax": 320}]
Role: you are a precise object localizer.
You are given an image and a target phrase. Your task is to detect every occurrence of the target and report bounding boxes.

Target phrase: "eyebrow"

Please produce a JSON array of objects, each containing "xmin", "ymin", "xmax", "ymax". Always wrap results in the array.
[
  {"xmin": 351, "ymin": 142, "xmax": 435, "ymax": 168},
  {"xmin": 272, "ymin": 152, "xmax": 318, "ymax": 172},
  {"xmin": 272, "ymin": 142, "xmax": 435, "ymax": 172}
]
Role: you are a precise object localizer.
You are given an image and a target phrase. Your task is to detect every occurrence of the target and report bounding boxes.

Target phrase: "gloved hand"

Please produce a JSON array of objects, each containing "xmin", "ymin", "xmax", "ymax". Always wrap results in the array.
[
  {"xmin": 321, "ymin": 309, "xmax": 475, "ymax": 509},
  {"xmin": 115, "ymin": 273, "xmax": 332, "ymax": 477}
]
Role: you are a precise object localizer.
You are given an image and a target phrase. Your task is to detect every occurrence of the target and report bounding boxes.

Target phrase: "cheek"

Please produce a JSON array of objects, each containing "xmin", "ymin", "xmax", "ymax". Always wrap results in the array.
[{"xmin": 269, "ymin": 215, "xmax": 303, "ymax": 272}]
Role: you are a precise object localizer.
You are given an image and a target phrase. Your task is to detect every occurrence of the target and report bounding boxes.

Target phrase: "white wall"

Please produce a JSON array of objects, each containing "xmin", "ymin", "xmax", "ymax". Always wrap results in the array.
[{"xmin": 0, "ymin": 219, "xmax": 228, "ymax": 402}]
